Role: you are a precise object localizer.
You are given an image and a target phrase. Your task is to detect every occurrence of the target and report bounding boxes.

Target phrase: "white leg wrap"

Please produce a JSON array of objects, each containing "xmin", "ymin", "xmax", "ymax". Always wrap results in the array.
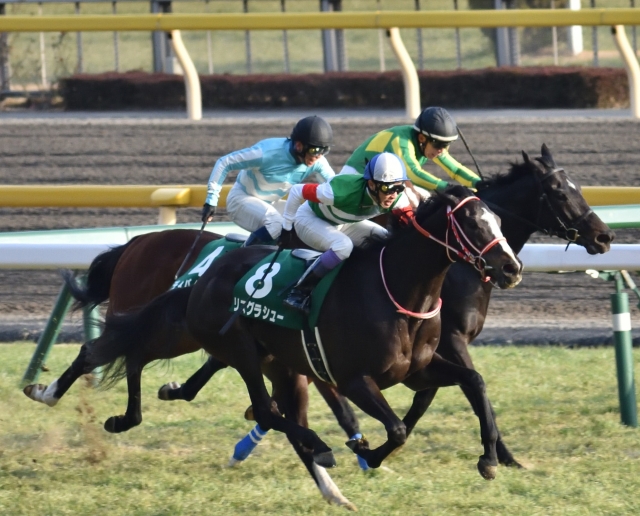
[
  {"xmin": 312, "ymin": 463, "xmax": 357, "ymax": 511},
  {"xmin": 26, "ymin": 379, "xmax": 60, "ymax": 407}
]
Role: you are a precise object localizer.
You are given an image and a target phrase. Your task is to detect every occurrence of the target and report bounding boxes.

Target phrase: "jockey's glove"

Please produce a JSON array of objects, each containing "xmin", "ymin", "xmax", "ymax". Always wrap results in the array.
[
  {"xmin": 278, "ymin": 227, "xmax": 294, "ymax": 247},
  {"xmin": 201, "ymin": 203, "xmax": 216, "ymax": 222}
]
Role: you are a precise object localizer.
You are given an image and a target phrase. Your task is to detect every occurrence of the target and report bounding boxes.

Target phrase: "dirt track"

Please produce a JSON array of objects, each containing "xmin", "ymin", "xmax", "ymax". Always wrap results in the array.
[{"xmin": 1, "ymin": 116, "xmax": 639, "ymax": 344}]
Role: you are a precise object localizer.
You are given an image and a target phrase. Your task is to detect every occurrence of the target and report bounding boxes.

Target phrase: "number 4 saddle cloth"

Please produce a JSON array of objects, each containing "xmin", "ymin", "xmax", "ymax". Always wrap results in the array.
[{"xmin": 231, "ymin": 249, "xmax": 344, "ymax": 331}]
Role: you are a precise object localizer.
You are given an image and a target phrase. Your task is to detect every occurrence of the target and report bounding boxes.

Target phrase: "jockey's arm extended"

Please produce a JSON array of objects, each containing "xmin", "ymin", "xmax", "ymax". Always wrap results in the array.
[
  {"xmin": 205, "ymin": 145, "xmax": 263, "ymax": 207},
  {"xmin": 282, "ymin": 183, "xmax": 415, "ymax": 231},
  {"xmin": 433, "ymin": 150, "xmax": 480, "ymax": 190}
]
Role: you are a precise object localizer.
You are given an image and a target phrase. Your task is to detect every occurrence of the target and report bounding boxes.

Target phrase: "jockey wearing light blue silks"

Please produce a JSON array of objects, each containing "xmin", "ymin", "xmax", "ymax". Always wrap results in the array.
[{"xmin": 200, "ymin": 116, "xmax": 336, "ymax": 246}]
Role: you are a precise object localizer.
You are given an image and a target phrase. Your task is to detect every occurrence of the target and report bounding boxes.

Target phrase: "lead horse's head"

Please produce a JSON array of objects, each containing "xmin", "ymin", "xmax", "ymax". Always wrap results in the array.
[
  {"xmin": 523, "ymin": 144, "xmax": 614, "ymax": 255},
  {"xmin": 416, "ymin": 185, "xmax": 523, "ymax": 289}
]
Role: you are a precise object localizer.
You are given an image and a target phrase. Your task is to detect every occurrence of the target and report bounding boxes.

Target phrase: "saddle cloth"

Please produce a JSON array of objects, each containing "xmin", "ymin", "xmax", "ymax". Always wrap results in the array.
[
  {"xmin": 171, "ymin": 234, "xmax": 246, "ymax": 290},
  {"xmin": 231, "ymin": 249, "xmax": 344, "ymax": 330}
]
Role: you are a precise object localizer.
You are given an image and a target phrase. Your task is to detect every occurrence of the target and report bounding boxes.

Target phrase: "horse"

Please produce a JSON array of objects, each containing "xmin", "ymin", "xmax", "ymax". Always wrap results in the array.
[
  {"xmin": 87, "ymin": 186, "xmax": 522, "ymax": 493},
  {"xmin": 24, "ymin": 146, "xmax": 613, "ymax": 470}
]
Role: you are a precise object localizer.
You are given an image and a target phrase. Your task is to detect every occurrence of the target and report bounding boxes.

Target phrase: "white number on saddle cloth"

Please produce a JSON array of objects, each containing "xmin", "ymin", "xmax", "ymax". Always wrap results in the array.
[
  {"xmin": 189, "ymin": 246, "xmax": 225, "ymax": 277},
  {"xmin": 244, "ymin": 263, "xmax": 281, "ymax": 299}
]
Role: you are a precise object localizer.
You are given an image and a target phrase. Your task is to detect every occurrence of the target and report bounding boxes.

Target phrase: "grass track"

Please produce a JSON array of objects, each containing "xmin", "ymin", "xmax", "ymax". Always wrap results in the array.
[{"xmin": 1, "ymin": 344, "xmax": 639, "ymax": 515}]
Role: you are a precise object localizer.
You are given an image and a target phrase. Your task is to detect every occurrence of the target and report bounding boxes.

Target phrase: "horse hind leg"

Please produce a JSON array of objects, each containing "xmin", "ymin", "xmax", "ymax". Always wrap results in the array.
[
  {"xmin": 103, "ymin": 360, "xmax": 143, "ymax": 433},
  {"xmin": 158, "ymin": 355, "xmax": 227, "ymax": 402},
  {"xmin": 23, "ymin": 342, "xmax": 99, "ymax": 407}
]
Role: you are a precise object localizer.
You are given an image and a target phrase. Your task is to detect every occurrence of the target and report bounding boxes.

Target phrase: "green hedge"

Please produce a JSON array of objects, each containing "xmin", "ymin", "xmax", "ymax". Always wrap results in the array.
[{"xmin": 61, "ymin": 67, "xmax": 628, "ymax": 110}]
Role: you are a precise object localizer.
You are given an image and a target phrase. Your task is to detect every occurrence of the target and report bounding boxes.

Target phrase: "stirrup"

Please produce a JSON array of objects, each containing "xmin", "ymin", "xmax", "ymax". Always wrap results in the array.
[{"xmin": 283, "ymin": 290, "xmax": 311, "ymax": 315}]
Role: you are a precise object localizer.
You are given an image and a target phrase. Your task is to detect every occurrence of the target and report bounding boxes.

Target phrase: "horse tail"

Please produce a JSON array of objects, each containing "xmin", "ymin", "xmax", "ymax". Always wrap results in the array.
[
  {"xmin": 89, "ymin": 286, "xmax": 193, "ymax": 389},
  {"xmin": 61, "ymin": 237, "xmax": 140, "ymax": 310}
]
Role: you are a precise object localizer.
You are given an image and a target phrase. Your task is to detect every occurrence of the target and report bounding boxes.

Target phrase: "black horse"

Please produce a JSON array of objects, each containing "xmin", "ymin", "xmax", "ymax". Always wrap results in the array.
[
  {"xmin": 87, "ymin": 185, "xmax": 521, "ymax": 505},
  {"xmin": 155, "ymin": 144, "xmax": 614, "ymax": 468}
]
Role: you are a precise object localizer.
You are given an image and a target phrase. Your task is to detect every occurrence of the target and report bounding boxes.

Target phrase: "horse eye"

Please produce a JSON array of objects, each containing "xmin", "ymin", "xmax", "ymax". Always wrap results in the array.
[{"xmin": 553, "ymin": 189, "xmax": 568, "ymax": 201}]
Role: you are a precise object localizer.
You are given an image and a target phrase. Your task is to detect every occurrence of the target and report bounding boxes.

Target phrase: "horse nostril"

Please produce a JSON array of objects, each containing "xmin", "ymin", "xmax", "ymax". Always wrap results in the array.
[
  {"xmin": 596, "ymin": 232, "xmax": 614, "ymax": 245},
  {"xmin": 502, "ymin": 263, "xmax": 520, "ymax": 276}
]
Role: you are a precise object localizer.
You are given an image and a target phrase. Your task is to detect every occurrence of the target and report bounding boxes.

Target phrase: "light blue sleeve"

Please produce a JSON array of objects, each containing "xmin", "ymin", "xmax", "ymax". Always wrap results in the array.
[
  {"xmin": 205, "ymin": 144, "xmax": 264, "ymax": 206},
  {"xmin": 312, "ymin": 156, "xmax": 336, "ymax": 183}
]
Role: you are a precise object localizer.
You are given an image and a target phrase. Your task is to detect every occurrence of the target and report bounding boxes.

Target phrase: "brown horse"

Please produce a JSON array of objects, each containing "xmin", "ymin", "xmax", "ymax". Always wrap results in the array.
[
  {"xmin": 24, "ymin": 146, "xmax": 613, "ymax": 469},
  {"xmin": 83, "ymin": 187, "xmax": 523, "ymax": 485}
]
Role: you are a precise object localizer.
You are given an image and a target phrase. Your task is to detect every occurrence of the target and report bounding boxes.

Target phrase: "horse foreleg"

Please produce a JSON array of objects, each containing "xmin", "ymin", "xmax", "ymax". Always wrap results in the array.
[
  {"xmin": 404, "ymin": 354, "xmax": 499, "ymax": 480},
  {"xmin": 273, "ymin": 371, "xmax": 356, "ymax": 510},
  {"xmin": 158, "ymin": 355, "xmax": 228, "ymax": 402},
  {"xmin": 23, "ymin": 342, "xmax": 98, "ymax": 407},
  {"xmin": 313, "ymin": 381, "xmax": 369, "ymax": 471},
  {"xmin": 439, "ymin": 335, "xmax": 523, "ymax": 468},
  {"xmin": 103, "ymin": 361, "xmax": 143, "ymax": 433},
  {"xmin": 401, "ymin": 388, "xmax": 439, "ymax": 437},
  {"xmin": 340, "ymin": 376, "xmax": 405, "ymax": 469},
  {"xmin": 227, "ymin": 338, "xmax": 335, "ymax": 469}
]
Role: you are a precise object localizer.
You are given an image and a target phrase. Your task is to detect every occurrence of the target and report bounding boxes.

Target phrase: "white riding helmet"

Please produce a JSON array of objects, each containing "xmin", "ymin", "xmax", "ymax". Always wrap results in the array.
[{"xmin": 363, "ymin": 152, "xmax": 408, "ymax": 183}]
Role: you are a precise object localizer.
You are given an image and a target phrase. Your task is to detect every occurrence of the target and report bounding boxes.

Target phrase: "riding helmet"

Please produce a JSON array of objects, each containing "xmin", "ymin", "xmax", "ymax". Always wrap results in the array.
[
  {"xmin": 363, "ymin": 152, "xmax": 408, "ymax": 183},
  {"xmin": 290, "ymin": 116, "xmax": 333, "ymax": 148},
  {"xmin": 413, "ymin": 107, "xmax": 459, "ymax": 142}
]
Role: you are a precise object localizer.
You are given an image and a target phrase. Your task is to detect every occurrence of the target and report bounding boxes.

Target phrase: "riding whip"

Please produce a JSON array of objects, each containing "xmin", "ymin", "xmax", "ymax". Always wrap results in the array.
[
  {"xmin": 174, "ymin": 219, "xmax": 208, "ymax": 280},
  {"xmin": 219, "ymin": 242, "xmax": 284, "ymax": 336},
  {"xmin": 457, "ymin": 126, "xmax": 486, "ymax": 181}
]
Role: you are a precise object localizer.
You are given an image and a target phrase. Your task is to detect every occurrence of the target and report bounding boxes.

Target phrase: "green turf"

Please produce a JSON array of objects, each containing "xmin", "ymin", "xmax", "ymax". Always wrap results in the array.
[{"xmin": 1, "ymin": 343, "xmax": 639, "ymax": 514}]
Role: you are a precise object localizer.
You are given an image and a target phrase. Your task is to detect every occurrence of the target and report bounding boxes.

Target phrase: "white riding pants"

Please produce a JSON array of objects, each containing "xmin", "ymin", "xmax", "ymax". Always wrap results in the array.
[
  {"xmin": 294, "ymin": 202, "xmax": 388, "ymax": 261},
  {"xmin": 226, "ymin": 185, "xmax": 286, "ymax": 239}
]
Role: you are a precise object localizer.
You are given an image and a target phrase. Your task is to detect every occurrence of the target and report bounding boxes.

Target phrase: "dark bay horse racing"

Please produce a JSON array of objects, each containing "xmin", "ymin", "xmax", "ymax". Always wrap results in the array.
[
  {"xmin": 82, "ymin": 187, "xmax": 523, "ymax": 483},
  {"xmin": 24, "ymin": 146, "xmax": 613, "ymax": 470}
]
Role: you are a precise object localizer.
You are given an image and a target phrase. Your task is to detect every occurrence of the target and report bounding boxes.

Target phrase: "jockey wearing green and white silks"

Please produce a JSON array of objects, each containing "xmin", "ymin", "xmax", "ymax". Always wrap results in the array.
[
  {"xmin": 343, "ymin": 107, "xmax": 480, "ymax": 194},
  {"xmin": 281, "ymin": 152, "xmax": 413, "ymax": 315},
  {"xmin": 200, "ymin": 116, "xmax": 335, "ymax": 246}
]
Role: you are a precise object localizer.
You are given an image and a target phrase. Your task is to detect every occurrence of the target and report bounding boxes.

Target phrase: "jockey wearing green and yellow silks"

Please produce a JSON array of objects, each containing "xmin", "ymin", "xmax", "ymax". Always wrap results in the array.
[{"xmin": 343, "ymin": 107, "xmax": 480, "ymax": 194}]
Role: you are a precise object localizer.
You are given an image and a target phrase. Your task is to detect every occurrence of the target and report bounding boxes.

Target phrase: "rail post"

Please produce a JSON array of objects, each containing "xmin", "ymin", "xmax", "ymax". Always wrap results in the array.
[
  {"xmin": 609, "ymin": 271, "xmax": 638, "ymax": 427},
  {"xmin": 612, "ymin": 25, "xmax": 640, "ymax": 119},
  {"xmin": 21, "ymin": 283, "xmax": 73, "ymax": 386},
  {"xmin": 387, "ymin": 28, "xmax": 420, "ymax": 119}
]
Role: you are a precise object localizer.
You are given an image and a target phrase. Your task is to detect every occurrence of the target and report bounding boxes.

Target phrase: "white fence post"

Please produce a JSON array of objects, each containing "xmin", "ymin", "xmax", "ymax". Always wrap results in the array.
[
  {"xmin": 169, "ymin": 30, "xmax": 202, "ymax": 121},
  {"xmin": 387, "ymin": 28, "xmax": 420, "ymax": 120}
]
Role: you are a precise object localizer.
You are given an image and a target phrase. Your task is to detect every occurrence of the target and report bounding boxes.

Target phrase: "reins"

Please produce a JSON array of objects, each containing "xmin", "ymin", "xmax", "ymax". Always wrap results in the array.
[{"xmin": 379, "ymin": 196, "xmax": 505, "ymax": 318}]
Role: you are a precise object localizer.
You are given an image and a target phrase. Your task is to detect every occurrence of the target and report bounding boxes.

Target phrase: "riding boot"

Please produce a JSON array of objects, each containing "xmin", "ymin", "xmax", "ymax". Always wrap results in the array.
[
  {"xmin": 283, "ymin": 250, "xmax": 342, "ymax": 315},
  {"xmin": 242, "ymin": 226, "xmax": 276, "ymax": 247}
]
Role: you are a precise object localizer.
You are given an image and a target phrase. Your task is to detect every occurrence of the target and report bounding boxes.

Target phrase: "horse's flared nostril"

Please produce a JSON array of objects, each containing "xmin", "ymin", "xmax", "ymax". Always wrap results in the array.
[
  {"xmin": 596, "ymin": 232, "xmax": 614, "ymax": 245},
  {"xmin": 502, "ymin": 262, "xmax": 520, "ymax": 277}
]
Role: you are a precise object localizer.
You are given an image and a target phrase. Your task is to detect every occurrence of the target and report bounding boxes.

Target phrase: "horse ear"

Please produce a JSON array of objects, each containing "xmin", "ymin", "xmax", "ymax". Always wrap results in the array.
[
  {"xmin": 540, "ymin": 144, "xmax": 557, "ymax": 167},
  {"xmin": 521, "ymin": 151, "xmax": 531, "ymax": 164}
]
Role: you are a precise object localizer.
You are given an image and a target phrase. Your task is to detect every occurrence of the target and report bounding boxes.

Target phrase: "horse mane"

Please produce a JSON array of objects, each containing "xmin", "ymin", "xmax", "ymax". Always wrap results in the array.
[
  {"xmin": 356, "ymin": 184, "xmax": 468, "ymax": 254},
  {"xmin": 475, "ymin": 159, "xmax": 533, "ymax": 191}
]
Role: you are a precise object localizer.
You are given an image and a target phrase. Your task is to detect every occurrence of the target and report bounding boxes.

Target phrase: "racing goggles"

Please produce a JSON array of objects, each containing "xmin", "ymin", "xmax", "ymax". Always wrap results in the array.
[
  {"xmin": 377, "ymin": 182, "xmax": 405, "ymax": 195},
  {"xmin": 305, "ymin": 145, "xmax": 330, "ymax": 157},
  {"xmin": 428, "ymin": 138, "xmax": 450, "ymax": 150}
]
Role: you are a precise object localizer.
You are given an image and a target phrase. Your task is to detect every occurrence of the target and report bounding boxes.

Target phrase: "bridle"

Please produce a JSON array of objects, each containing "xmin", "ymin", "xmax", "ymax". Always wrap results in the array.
[
  {"xmin": 380, "ymin": 196, "xmax": 506, "ymax": 319},
  {"xmin": 484, "ymin": 165, "xmax": 593, "ymax": 248}
]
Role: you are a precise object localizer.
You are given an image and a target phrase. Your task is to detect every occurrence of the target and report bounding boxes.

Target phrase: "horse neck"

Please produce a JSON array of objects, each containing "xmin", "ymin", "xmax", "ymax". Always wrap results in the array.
[
  {"xmin": 382, "ymin": 221, "xmax": 452, "ymax": 314},
  {"xmin": 480, "ymin": 174, "xmax": 539, "ymax": 254}
]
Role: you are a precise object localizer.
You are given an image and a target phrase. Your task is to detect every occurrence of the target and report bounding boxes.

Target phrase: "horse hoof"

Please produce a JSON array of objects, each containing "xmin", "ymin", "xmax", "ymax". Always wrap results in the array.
[
  {"xmin": 313, "ymin": 450, "xmax": 336, "ymax": 469},
  {"xmin": 477, "ymin": 457, "xmax": 498, "ymax": 480},
  {"xmin": 157, "ymin": 382, "xmax": 181, "ymax": 401},
  {"xmin": 23, "ymin": 383, "xmax": 59, "ymax": 407},
  {"xmin": 244, "ymin": 405, "xmax": 255, "ymax": 421},
  {"xmin": 501, "ymin": 456, "xmax": 525, "ymax": 469},
  {"xmin": 104, "ymin": 416, "xmax": 137, "ymax": 434}
]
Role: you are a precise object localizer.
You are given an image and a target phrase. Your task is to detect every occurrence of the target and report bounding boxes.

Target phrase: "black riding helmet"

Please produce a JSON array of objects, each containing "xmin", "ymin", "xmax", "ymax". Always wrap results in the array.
[
  {"xmin": 413, "ymin": 107, "xmax": 459, "ymax": 146},
  {"xmin": 290, "ymin": 116, "xmax": 333, "ymax": 157}
]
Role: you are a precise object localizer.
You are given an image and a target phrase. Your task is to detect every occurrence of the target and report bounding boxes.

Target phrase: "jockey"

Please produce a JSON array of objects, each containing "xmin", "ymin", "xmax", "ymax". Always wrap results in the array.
[
  {"xmin": 343, "ymin": 106, "xmax": 480, "ymax": 197},
  {"xmin": 281, "ymin": 152, "xmax": 413, "ymax": 315},
  {"xmin": 201, "ymin": 116, "xmax": 336, "ymax": 246}
]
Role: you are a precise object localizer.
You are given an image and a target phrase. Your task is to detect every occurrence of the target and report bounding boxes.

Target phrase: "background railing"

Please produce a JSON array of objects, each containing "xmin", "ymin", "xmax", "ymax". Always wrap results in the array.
[{"xmin": 1, "ymin": 1, "xmax": 639, "ymax": 94}]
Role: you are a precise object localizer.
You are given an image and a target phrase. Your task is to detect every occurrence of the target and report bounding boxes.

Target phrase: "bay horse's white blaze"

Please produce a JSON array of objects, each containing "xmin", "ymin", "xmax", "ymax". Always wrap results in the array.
[
  {"xmin": 23, "ymin": 379, "xmax": 60, "ymax": 407},
  {"xmin": 480, "ymin": 208, "xmax": 520, "ymax": 266},
  {"xmin": 312, "ymin": 463, "xmax": 357, "ymax": 511}
]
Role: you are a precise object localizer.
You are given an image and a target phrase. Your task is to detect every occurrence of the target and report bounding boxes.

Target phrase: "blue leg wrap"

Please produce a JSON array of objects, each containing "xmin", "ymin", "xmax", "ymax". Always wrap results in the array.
[
  {"xmin": 350, "ymin": 433, "xmax": 370, "ymax": 471},
  {"xmin": 232, "ymin": 424, "xmax": 268, "ymax": 462}
]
